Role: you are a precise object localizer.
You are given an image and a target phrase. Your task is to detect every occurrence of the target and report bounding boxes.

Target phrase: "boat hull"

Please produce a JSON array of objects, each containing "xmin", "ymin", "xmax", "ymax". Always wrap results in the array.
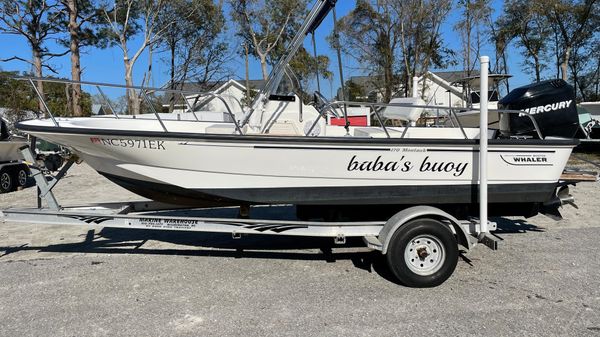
[
  {"xmin": 17, "ymin": 120, "xmax": 576, "ymax": 214},
  {"xmin": 0, "ymin": 141, "xmax": 26, "ymax": 163}
]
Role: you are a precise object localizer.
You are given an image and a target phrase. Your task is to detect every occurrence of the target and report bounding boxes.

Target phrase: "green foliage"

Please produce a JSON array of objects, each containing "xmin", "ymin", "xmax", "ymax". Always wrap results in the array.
[
  {"xmin": 0, "ymin": 71, "xmax": 92, "ymax": 118},
  {"xmin": 0, "ymin": 0, "xmax": 67, "ymax": 75},
  {"xmin": 288, "ymin": 47, "xmax": 332, "ymax": 92},
  {"xmin": 231, "ymin": 0, "xmax": 308, "ymax": 62},
  {"xmin": 345, "ymin": 80, "xmax": 367, "ymax": 102},
  {"xmin": 98, "ymin": 0, "xmax": 143, "ymax": 46},
  {"xmin": 0, "ymin": 72, "xmax": 38, "ymax": 120},
  {"xmin": 496, "ymin": 0, "xmax": 552, "ymax": 81},
  {"xmin": 454, "ymin": 0, "xmax": 492, "ymax": 74},
  {"xmin": 159, "ymin": 0, "xmax": 229, "ymax": 86},
  {"xmin": 57, "ymin": 0, "xmax": 110, "ymax": 49},
  {"xmin": 230, "ymin": 0, "xmax": 309, "ymax": 80},
  {"xmin": 335, "ymin": 0, "xmax": 453, "ymax": 101}
]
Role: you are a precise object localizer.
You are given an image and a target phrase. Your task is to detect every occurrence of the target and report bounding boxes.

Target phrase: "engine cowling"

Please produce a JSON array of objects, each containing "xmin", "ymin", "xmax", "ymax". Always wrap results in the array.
[{"xmin": 498, "ymin": 79, "xmax": 579, "ymax": 139}]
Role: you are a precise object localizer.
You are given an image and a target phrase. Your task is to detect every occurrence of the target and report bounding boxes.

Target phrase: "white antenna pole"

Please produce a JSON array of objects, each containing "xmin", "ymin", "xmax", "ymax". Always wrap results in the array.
[{"xmin": 479, "ymin": 56, "xmax": 489, "ymax": 235}]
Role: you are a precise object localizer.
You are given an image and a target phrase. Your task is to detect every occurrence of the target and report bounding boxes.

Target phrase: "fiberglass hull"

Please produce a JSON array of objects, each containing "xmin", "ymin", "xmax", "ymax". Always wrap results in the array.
[{"xmin": 17, "ymin": 119, "xmax": 576, "ymax": 213}]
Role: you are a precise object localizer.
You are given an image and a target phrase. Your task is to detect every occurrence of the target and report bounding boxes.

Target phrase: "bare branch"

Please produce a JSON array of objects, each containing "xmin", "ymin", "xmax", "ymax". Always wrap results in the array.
[{"xmin": 0, "ymin": 55, "xmax": 35, "ymax": 67}]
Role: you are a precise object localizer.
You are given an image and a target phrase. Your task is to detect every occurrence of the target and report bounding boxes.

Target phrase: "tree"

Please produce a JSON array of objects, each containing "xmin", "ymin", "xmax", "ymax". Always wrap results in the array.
[
  {"xmin": 101, "ymin": 0, "xmax": 169, "ymax": 114},
  {"xmin": 488, "ymin": 15, "xmax": 511, "ymax": 92},
  {"xmin": 335, "ymin": 0, "xmax": 401, "ymax": 102},
  {"xmin": 568, "ymin": 36, "xmax": 600, "ymax": 100},
  {"xmin": 392, "ymin": 0, "xmax": 454, "ymax": 96},
  {"xmin": 496, "ymin": 0, "xmax": 552, "ymax": 82},
  {"xmin": 335, "ymin": 0, "xmax": 452, "ymax": 101},
  {"xmin": 288, "ymin": 47, "xmax": 332, "ymax": 98},
  {"xmin": 344, "ymin": 79, "xmax": 367, "ymax": 101},
  {"xmin": 58, "ymin": 0, "xmax": 107, "ymax": 116},
  {"xmin": 230, "ymin": 0, "xmax": 308, "ymax": 80},
  {"xmin": 0, "ymin": 71, "xmax": 38, "ymax": 120},
  {"xmin": 0, "ymin": 71, "xmax": 92, "ymax": 118},
  {"xmin": 157, "ymin": 0, "xmax": 230, "ymax": 112},
  {"xmin": 540, "ymin": 0, "xmax": 599, "ymax": 81},
  {"xmin": 0, "ymin": 0, "xmax": 68, "ymax": 115},
  {"xmin": 454, "ymin": 0, "xmax": 492, "ymax": 77}
]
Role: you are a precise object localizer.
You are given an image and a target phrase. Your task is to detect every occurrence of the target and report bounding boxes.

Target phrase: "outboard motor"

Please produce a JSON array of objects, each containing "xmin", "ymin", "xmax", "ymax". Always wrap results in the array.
[{"xmin": 498, "ymin": 79, "xmax": 579, "ymax": 138}]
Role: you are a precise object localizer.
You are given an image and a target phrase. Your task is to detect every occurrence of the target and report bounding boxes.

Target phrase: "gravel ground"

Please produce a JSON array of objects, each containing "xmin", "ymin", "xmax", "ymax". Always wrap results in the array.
[{"xmin": 1, "ymin": 156, "xmax": 600, "ymax": 337}]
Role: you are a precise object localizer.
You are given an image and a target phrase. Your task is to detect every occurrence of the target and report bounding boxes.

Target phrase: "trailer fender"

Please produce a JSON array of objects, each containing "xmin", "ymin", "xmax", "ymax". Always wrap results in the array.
[{"xmin": 379, "ymin": 206, "xmax": 472, "ymax": 254}]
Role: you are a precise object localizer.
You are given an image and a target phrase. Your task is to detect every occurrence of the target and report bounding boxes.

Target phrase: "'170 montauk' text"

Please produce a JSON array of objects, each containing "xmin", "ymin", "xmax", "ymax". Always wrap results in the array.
[{"xmin": 347, "ymin": 155, "xmax": 468, "ymax": 177}]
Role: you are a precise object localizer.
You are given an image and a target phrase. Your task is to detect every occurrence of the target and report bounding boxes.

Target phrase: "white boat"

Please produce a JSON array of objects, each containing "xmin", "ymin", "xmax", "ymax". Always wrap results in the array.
[
  {"xmin": 15, "ymin": 0, "xmax": 579, "ymax": 218},
  {"xmin": 0, "ymin": 118, "xmax": 26, "ymax": 163},
  {"xmin": 0, "ymin": 141, "xmax": 26, "ymax": 163},
  {"xmin": 443, "ymin": 73, "xmax": 511, "ymax": 128},
  {"xmin": 579, "ymin": 102, "xmax": 600, "ymax": 119}
]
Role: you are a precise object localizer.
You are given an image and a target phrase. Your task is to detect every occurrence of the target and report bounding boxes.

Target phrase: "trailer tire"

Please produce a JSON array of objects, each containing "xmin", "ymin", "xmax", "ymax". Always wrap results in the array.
[
  {"xmin": 15, "ymin": 165, "xmax": 29, "ymax": 188},
  {"xmin": 386, "ymin": 218, "xmax": 458, "ymax": 287},
  {"xmin": 0, "ymin": 168, "xmax": 15, "ymax": 193}
]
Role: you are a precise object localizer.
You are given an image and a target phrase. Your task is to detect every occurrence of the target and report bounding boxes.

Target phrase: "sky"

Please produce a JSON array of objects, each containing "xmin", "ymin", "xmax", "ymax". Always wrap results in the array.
[{"xmin": 0, "ymin": 0, "xmax": 529, "ymax": 100}]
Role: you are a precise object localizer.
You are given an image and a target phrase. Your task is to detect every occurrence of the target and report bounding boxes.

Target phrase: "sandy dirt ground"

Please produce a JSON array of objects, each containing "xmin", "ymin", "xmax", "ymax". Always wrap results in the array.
[{"xmin": 0, "ymin": 156, "xmax": 599, "ymax": 337}]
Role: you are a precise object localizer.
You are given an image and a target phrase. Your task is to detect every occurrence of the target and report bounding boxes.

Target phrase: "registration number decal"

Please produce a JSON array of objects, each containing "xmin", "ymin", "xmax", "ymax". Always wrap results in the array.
[{"xmin": 90, "ymin": 137, "xmax": 165, "ymax": 150}]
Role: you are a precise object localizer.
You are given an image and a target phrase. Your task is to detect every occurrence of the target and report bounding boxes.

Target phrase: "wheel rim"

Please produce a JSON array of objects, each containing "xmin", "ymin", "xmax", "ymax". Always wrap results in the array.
[
  {"xmin": 1, "ymin": 172, "xmax": 11, "ymax": 190},
  {"xmin": 18, "ymin": 170, "xmax": 27, "ymax": 186},
  {"xmin": 404, "ymin": 235, "xmax": 445, "ymax": 276}
]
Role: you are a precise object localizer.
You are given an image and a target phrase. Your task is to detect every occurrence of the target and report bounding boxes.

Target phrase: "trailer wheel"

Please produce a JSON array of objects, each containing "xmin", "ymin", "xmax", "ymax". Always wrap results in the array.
[
  {"xmin": 15, "ymin": 165, "xmax": 29, "ymax": 188},
  {"xmin": 386, "ymin": 218, "xmax": 458, "ymax": 287},
  {"xmin": 0, "ymin": 168, "xmax": 15, "ymax": 193}
]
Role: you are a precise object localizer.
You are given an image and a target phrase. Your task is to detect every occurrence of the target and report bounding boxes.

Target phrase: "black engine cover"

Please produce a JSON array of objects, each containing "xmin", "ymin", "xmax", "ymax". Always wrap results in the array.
[{"xmin": 498, "ymin": 79, "xmax": 579, "ymax": 138}]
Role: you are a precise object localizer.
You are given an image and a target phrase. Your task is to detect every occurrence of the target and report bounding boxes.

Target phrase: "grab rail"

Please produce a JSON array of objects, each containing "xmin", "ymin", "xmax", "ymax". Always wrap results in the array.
[
  {"xmin": 15, "ymin": 76, "xmax": 545, "ymax": 140},
  {"xmin": 316, "ymin": 100, "xmax": 545, "ymax": 140},
  {"xmin": 14, "ymin": 76, "xmax": 245, "ymax": 135}
]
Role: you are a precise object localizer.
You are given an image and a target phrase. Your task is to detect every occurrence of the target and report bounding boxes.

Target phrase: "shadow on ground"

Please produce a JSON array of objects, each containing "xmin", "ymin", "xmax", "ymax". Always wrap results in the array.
[
  {"xmin": 493, "ymin": 217, "xmax": 544, "ymax": 234},
  {"xmin": 0, "ymin": 217, "xmax": 545, "ymax": 285}
]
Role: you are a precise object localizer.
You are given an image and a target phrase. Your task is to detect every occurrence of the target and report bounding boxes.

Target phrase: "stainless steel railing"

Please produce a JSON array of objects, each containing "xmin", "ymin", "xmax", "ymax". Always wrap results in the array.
[
  {"xmin": 14, "ymin": 76, "xmax": 545, "ymax": 140},
  {"xmin": 14, "ymin": 76, "xmax": 245, "ymax": 135},
  {"xmin": 308, "ymin": 97, "xmax": 545, "ymax": 140}
]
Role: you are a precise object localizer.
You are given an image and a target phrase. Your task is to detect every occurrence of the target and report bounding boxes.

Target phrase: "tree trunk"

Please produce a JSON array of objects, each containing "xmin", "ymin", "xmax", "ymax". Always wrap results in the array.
[
  {"xmin": 259, "ymin": 54, "xmax": 268, "ymax": 81},
  {"xmin": 466, "ymin": 0, "xmax": 471, "ymax": 77},
  {"xmin": 572, "ymin": 69, "xmax": 581, "ymax": 100},
  {"xmin": 561, "ymin": 45, "xmax": 571, "ymax": 81},
  {"xmin": 245, "ymin": 44, "xmax": 251, "ymax": 103},
  {"xmin": 534, "ymin": 54, "xmax": 541, "ymax": 82},
  {"xmin": 502, "ymin": 51, "xmax": 509, "ymax": 92},
  {"xmin": 32, "ymin": 47, "xmax": 46, "ymax": 116},
  {"xmin": 67, "ymin": 0, "xmax": 83, "ymax": 116},
  {"xmin": 382, "ymin": 33, "xmax": 393, "ymax": 102},
  {"xmin": 124, "ymin": 60, "xmax": 139, "ymax": 115},
  {"xmin": 169, "ymin": 40, "xmax": 176, "ymax": 113}
]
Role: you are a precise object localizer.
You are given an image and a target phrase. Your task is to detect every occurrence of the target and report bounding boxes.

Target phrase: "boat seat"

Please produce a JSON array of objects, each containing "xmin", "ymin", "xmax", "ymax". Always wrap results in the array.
[
  {"xmin": 205, "ymin": 123, "xmax": 238, "ymax": 134},
  {"xmin": 266, "ymin": 121, "xmax": 302, "ymax": 136},
  {"xmin": 353, "ymin": 127, "xmax": 404, "ymax": 138},
  {"xmin": 353, "ymin": 126, "xmax": 495, "ymax": 139}
]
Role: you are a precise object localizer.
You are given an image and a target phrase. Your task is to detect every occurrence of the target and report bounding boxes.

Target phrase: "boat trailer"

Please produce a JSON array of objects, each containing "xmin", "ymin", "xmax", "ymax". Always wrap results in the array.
[
  {"xmin": 3, "ymin": 56, "xmax": 595, "ymax": 287},
  {"xmin": 4, "ymin": 144, "xmax": 597, "ymax": 288},
  {"xmin": 2, "ymin": 140, "xmax": 501, "ymax": 288}
]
